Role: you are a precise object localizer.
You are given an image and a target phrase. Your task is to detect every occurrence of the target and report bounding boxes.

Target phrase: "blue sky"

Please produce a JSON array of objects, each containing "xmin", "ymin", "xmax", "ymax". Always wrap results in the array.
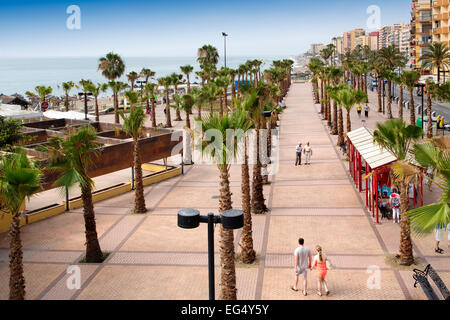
[{"xmin": 0, "ymin": 0, "xmax": 412, "ymax": 58}]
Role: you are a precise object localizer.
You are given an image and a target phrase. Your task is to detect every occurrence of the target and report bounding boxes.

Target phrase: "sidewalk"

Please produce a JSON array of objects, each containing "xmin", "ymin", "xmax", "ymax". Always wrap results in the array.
[{"xmin": 0, "ymin": 83, "xmax": 447, "ymax": 300}]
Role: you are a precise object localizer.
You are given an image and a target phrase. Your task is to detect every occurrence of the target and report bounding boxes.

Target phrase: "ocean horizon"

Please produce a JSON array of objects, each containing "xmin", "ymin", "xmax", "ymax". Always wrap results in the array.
[{"xmin": 0, "ymin": 55, "xmax": 292, "ymax": 98}]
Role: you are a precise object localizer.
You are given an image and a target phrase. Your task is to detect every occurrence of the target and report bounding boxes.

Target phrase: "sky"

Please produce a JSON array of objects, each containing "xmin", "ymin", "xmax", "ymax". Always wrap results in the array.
[{"xmin": 0, "ymin": 0, "xmax": 412, "ymax": 58}]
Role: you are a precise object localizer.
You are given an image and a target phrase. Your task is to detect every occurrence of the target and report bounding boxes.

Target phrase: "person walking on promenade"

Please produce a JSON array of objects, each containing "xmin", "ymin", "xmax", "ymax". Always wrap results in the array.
[
  {"xmin": 357, "ymin": 104, "xmax": 362, "ymax": 117},
  {"xmin": 295, "ymin": 143, "xmax": 303, "ymax": 166},
  {"xmin": 291, "ymin": 238, "xmax": 312, "ymax": 296},
  {"xmin": 304, "ymin": 142, "xmax": 312, "ymax": 165},
  {"xmin": 435, "ymin": 223, "xmax": 445, "ymax": 254},
  {"xmin": 311, "ymin": 245, "xmax": 331, "ymax": 296},
  {"xmin": 364, "ymin": 104, "xmax": 369, "ymax": 118},
  {"xmin": 390, "ymin": 188, "xmax": 401, "ymax": 224}
]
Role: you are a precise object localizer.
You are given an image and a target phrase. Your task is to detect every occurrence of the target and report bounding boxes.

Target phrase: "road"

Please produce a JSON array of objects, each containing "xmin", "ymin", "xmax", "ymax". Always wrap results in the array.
[{"xmin": 368, "ymin": 77, "xmax": 450, "ymax": 125}]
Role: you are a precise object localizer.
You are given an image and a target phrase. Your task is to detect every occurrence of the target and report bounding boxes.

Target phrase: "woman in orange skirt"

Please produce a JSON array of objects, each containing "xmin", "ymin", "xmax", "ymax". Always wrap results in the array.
[{"xmin": 312, "ymin": 245, "xmax": 330, "ymax": 296}]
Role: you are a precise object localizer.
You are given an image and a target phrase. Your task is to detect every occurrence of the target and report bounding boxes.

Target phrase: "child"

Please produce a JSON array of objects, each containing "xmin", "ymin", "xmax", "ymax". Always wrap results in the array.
[
  {"xmin": 311, "ymin": 245, "xmax": 331, "ymax": 296},
  {"xmin": 357, "ymin": 104, "xmax": 362, "ymax": 117}
]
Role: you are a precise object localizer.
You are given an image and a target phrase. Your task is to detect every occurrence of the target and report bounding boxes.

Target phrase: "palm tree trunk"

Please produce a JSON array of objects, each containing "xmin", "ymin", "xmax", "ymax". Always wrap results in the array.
[
  {"xmin": 218, "ymin": 165, "xmax": 237, "ymax": 300},
  {"xmin": 198, "ymin": 104, "xmax": 202, "ymax": 119},
  {"xmin": 151, "ymin": 98, "xmax": 156, "ymax": 128},
  {"xmin": 240, "ymin": 138, "xmax": 255, "ymax": 264},
  {"xmin": 114, "ymin": 92, "xmax": 120, "ymax": 124},
  {"xmin": 399, "ymin": 181, "xmax": 414, "ymax": 265},
  {"xmin": 346, "ymin": 110, "xmax": 351, "ymax": 133},
  {"xmin": 166, "ymin": 92, "xmax": 172, "ymax": 127},
  {"xmin": 337, "ymin": 107, "xmax": 344, "ymax": 146},
  {"xmin": 387, "ymin": 80, "xmax": 393, "ymax": 119},
  {"xmin": 81, "ymin": 181, "xmax": 103, "ymax": 263},
  {"xmin": 9, "ymin": 213, "xmax": 25, "ymax": 300},
  {"xmin": 320, "ymin": 80, "xmax": 324, "ymax": 114},
  {"xmin": 94, "ymin": 97, "xmax": 99, "ymax": 122},
  {"xmin": 332, "ymin": 100, "xmax": 338, "ymax": 135},
  {"xmin": 65, "ymin": 93, "xmax": 69, "ymax": 112},
  {"xmin": 409, "ymin": 88, "xmax": 415, "ymax": 126},
  {"xmin": 252, "ymin": 127, "xmax": 267, "ymax": 215},
  {"xmin": 133, "ymin": 139, "xmax": 147, "ymax": 214},
  {"xmin": 209, "ymin": 101, "xmax": 214, "ymax": 116},
  {"xmin": 219, "ymin": 96, "xmax": 224, "ymax": 117},
  {"xmin": 377, "ymin": 77, "xmax": 382, "ymax": 113},
  {"xmin": 187, "ymin": 75, "xmax": 191, "ymax": 92},
  {"xmin": 223, "ymin": 88, "xmax": 228, "ymax": 114},
  {"xmin": 399, "ymin": 85, "xmax": 403, "ymax": 120},
  {"xmin": 426, "ymin": 86, "xmax": 433, "ymax": 139}
]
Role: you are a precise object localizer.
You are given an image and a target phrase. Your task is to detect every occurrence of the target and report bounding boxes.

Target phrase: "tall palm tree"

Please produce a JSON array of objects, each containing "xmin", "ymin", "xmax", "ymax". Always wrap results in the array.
[
  {"xmin": 419, "ymin": 42, "xmax": 450, "ymax": 83},
  {"xmin": 401, "ymin": 71, "xmax": 421, "ymax": 126},
  {"xmin": 199, "ymin": 111, "xmax": 244, "ymax": 300},
  {"xmin": 180, "ymin": 65, "xmax": 194, "ymax": 93},
  {"xmin": 79, "ymin": 79, "xmax": 93, "ymax": 118},
  {"xmin": 204, "ymin": 82, "xmax": 220, "ymax": 116},
  {"xmin": 216, "ymin": 76, "xmax": 230, "ymax": 116},
  {"xmin": 141, "ymin": 68, "xmax": 155, "ymax": 97},
  {"xmin": 380, "ymin": 70, "xmax": 396, "ymax": 119},
  {"xmin": 197, "ymin": 45, "xmax": 219, "ymax": 67},
  {"xmin": 47, "ymin": 126, "xmax": 104, "ymax": 263},
  {"xmin": 373, "ymin": 119, "xmax": 424, "ymax": 265},
  {"xmin": 170, "ymin": 73, "xmax": 184, "ymax": 121},
  {"xmin": 308, "ymin": 58, "xmax": 325, "ymax": 104},
  {"xmin": 327, "ymin": 67, "xmax": 344, "ymax": 134},
  {"xmin": 192, "ymin": 87, "xmax": 208, "ymax": 119},
  {"xmin": 62, "ymin": 81, "xmax": 75, "ymax": 112},
  {"xmin": 98, "ymin": 52, "xmax": 125, "ymax": 123},
  {"xmin": 336, "ymin": 88, "xmax": 367, "ymax": 133},
  {"xmin": 127, "ymin": 71, "xmax": 141, "ymax": 92},
  {"xmin": 172, "ymin": 94, "xmax": 194, "ymax": 129},
  {"xmin": 86, "ymin": 83, "xmax": 108, "ymax": 122},
  {"xmin": 393, "ymin": 73, "xmax": 405, "ymax": 120},
  {"xmin": 0, "ymin": 151, "xmax": 41, "ymax": 300},
  {"xmin": 144, "ymin": 82, "xmax": 158, "ymax": 127},
  {"xmin": 120, "ymin": 92, "xmax": 147, "ymax": 214},
  {"xmin": 108, "ymin": 81, "xmax": 128, "ymax": 122},
  {"xmin": 157, "ymin": 77, "xmax": 172, "ymax": 127},
  {"xmin": 407, "ymin": 136, "xmax": 450, "ymax": 235},
  {"xmin": 372, "ymin": 62, "xmax": 387, "ymax": 113}
]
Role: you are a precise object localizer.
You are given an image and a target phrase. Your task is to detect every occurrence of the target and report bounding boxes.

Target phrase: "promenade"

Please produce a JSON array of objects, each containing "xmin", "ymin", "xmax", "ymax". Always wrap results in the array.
[{"xmin": 0, "ymin": 83, "xmax": 448, "ymax": 300}]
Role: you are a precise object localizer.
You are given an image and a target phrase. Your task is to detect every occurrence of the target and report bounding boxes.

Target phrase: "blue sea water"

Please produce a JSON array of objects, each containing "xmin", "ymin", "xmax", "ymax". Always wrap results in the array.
[{"xmin": 0, "ymin": 56, "xmax": 288, "ymax": 97}]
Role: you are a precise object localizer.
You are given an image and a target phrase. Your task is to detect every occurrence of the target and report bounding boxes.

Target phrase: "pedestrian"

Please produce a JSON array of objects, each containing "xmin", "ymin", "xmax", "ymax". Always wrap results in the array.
[
  {"xmin": 426, "ymin": 167, "xmax": 434, "ymax": 192},
  {"xmin": 364, "ymin": 104, "xmax": 369, "ymax": 118},
  {"xmin": 390, "ymin": 188, "xmax": 401, "ymax": 224},
  {"xmin": 291, "ymin": 237, "xmax": 312, "ymax": 296},
  {"xmin": 435, "ymin": 224, "xmax": 445, "ymax": 254},
  {"xmin": 295, "ymin": 143, "xmax": 303, "ymax": 166},
  {"xmin": 303, "ymin": 142, "xmax": 312, "ymax": 165},
  {"xmin": 311, "ymin": 245, "xmax": 331, "ymax": 296},
  {"xmin": 357, "ymin": 104, "xmax": 362, "ymax": 117}
]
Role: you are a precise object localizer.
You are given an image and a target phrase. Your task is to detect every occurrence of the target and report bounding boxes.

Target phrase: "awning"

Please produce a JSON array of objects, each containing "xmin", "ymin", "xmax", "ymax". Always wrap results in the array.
[{"xmin": 347, "ymin": 127, "xmax": 397, "ymax": 169}]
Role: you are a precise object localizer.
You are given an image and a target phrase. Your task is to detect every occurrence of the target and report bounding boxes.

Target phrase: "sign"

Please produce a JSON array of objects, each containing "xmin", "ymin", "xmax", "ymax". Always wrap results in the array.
[{"xmin": 41, "ymin": 101, "xmax": 49, "ymax": 111}]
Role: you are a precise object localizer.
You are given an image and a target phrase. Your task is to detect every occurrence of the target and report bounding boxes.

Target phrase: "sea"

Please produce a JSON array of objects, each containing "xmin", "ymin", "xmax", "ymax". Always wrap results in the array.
[{"xmin": 0, "ymin": 56, "xmax": 291, "ymax": 98}]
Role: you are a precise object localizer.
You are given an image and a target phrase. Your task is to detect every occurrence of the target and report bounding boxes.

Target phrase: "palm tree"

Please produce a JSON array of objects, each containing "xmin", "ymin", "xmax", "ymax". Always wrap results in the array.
[
  {"xmin": 373, "ymin": 119, "xmax": 424, "ymax": 265},
  {"xmin": 372, "ymin": 62, "xmax": 386, "ymax": 113},
  {"xmin": 127, "ymin": 71, "xmax": 141, "ymax": 92},
  {"xmin": 62, "ymin": 81, "xmax": 75, "ymax": 112},
  {"xmin": 86, "ymin": 83, "xmax": 108, "ymax": 122},
  {"xmin": 216, "ymin": 76, "xmax": 231, "ymax": 116},
  {"xmin": 406, "ymin": 136, "xmax": 449, "ymax": 236},
  {"xmin": 204, "ymin": 82, "xmax": 220, "ymax": 116},
  {"xmin": 197, "ymin": 45, "xmax": 219, "ymax": 67},
  {"xmin": 393, "ymin": 73, "xmax": 405, "ymax": 120},
  {"xmin": 336, "ymin": 88, "xmax": 367, "ymax": 133},
  {"xmin": 157, "ymin": 77, "xmax": 172, "ymax": 127},
  {"xmin": 328, "ymin": 67, "xmax": 344, "ymax": 134},
  {"xmin": 173, "ymin": 94, "xmax": 194, "ymax": 129},
  {"xmin": 144, "ymin": 82, "xmax": 158, "ymax": 127},
  {"xmin": 78, "ymin": 79, "xmax": 93, "ymax": 118},
  {"xmin": 419, "ymin": 42, "xmax": 450, "ymax": 83},
  {"xmin": 47, "ymin": 126, "xmax": 104, "ymax": 263},
  {"xmin": 0, "ymin": 151, "xmax": 41, "ymax": 300},
  {"xmin": 170, "ymin": 73, "xmax": 184, "ymax": 121},
  {"xmin": 141, "ymin": 68, "xmax": 155, "ymax": 97},
  {"xmin": 120, "ymin": 93, "xmax": 147, "ymax": 214},
  {"xmin": 180, "ymin": 65, "xmax": 194, "ymax": 93},
  {"xmin": 192, "ymin": 87, "xmax": 208, "ymax": 119},
  {"xmin": 401, "ymin": 71, "xmax": 421, "ymax": 126},
  {"xmin": 234, "ymin": 95, "xmax": 257, "ymax": 263},
  {"xmin": 380, "ymin": 70, "xmax": 396, "ymax": 119},
  {"xmin": 199, "ymin": 111, "xmax": 244, "ymax": 300},
  {"xmin": 308, "ymin": 58, "xmax": 325, "ymax": 104},
  {"xmin": 35, "ymin": 85, "xmax": 52, "ymax": 110},
  {"xmin": 98, "ymin": 52, "xmax": 125, "ymax": 123}
]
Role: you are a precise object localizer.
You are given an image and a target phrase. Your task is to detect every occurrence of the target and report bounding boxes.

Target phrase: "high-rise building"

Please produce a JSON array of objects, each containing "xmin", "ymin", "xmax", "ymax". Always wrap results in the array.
[
  {"xmin": 332, "ymin": 37, "xmax": 344, "ymax": 55},
  {"xmin": 369, "ymin": 32, "xmax": 379, "ymax": 51},
  {"xmin": 432, "ymin": 0, "xmax": 450, "ymax": 46},
  {"xmin": 308, "ymin": 43, "xmax": 326, "ymax": 56},
  {"xmin": 411, "ymin": 0, "xmax": 433, "ymax": 70},
  {"xmin": 342, "ymin": 29, "xmax": 366, "ymax": 52}
]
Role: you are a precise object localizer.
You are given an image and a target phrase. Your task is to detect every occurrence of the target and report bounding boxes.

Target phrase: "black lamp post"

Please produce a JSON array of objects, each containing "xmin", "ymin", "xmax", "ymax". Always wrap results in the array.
[
  {"xmin": 222, "ymin": 32, "xmax": 228, "ymax": 68},
  {"xmin": 136, "ymin": 80, "xmax": 147, "ymax": 98},
  {"xmin": 415, "ymin": 82, "xmax": 425, "ymax": 129},
  {"xmin": 78, "ymin": 92, "xmax": 93, "ymax": 120},
  {"xmin": 177, "ymin": 208, "xmax": 243, "ymax": 301}
]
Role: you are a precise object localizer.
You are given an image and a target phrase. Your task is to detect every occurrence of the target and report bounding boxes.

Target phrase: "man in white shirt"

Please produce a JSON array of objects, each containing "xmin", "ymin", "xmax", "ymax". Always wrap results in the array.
[
  {"xmin": 295, "ymin": 143, "xmax": 303, "ymax": 166},
  {"xmin": 303, "ymin": 142, "xmax": 312, "ymax": 165},
  {"xmin": 291, "ymin": 238, "xmax": 312, "ymax": 296}
]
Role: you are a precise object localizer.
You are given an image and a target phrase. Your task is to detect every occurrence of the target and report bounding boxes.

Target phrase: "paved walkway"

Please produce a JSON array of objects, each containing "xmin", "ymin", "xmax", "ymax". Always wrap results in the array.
[{"xmin": 0, "ymin": 83, "xmax": 448, "ymax": 300}]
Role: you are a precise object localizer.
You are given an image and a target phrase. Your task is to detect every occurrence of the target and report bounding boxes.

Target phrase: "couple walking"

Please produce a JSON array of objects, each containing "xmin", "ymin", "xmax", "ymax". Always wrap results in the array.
[
  {"xmin": 295, "ymin": 142, "xmax": 313, "ymax": 166},
  {"xmin": 291, "ymin": 238, "xmax": 331, "ymax": 297}
]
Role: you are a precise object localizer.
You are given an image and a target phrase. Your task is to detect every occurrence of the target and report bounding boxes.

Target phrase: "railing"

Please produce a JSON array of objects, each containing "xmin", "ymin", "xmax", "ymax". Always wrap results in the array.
[{"xmin": 413, "ymin": 264, "xmax": 450, "ymax": 300}]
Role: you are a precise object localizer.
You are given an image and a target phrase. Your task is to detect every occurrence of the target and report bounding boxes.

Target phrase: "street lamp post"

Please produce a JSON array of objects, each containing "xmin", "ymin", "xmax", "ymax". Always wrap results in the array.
[
  {"xmin": 415, "ymin": 83, "xmax": 426, "ymax": 129},
  {"xmin": 78, "ymin": 92, "xmax": 93, "ymax": 120},
  {"xmin": 222, "ymin": 32, "xmax": 228, "ymax": 68},
  {"xmin": 177, "ymin": 208, "xmax": 243, "ymax": 301}
]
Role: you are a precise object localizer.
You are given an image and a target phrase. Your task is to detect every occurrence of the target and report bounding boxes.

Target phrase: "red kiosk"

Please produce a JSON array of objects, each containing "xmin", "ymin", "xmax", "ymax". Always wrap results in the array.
[{"xmin": 347, "ymin": 127, "xmax": 424, "ymax": 224}]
